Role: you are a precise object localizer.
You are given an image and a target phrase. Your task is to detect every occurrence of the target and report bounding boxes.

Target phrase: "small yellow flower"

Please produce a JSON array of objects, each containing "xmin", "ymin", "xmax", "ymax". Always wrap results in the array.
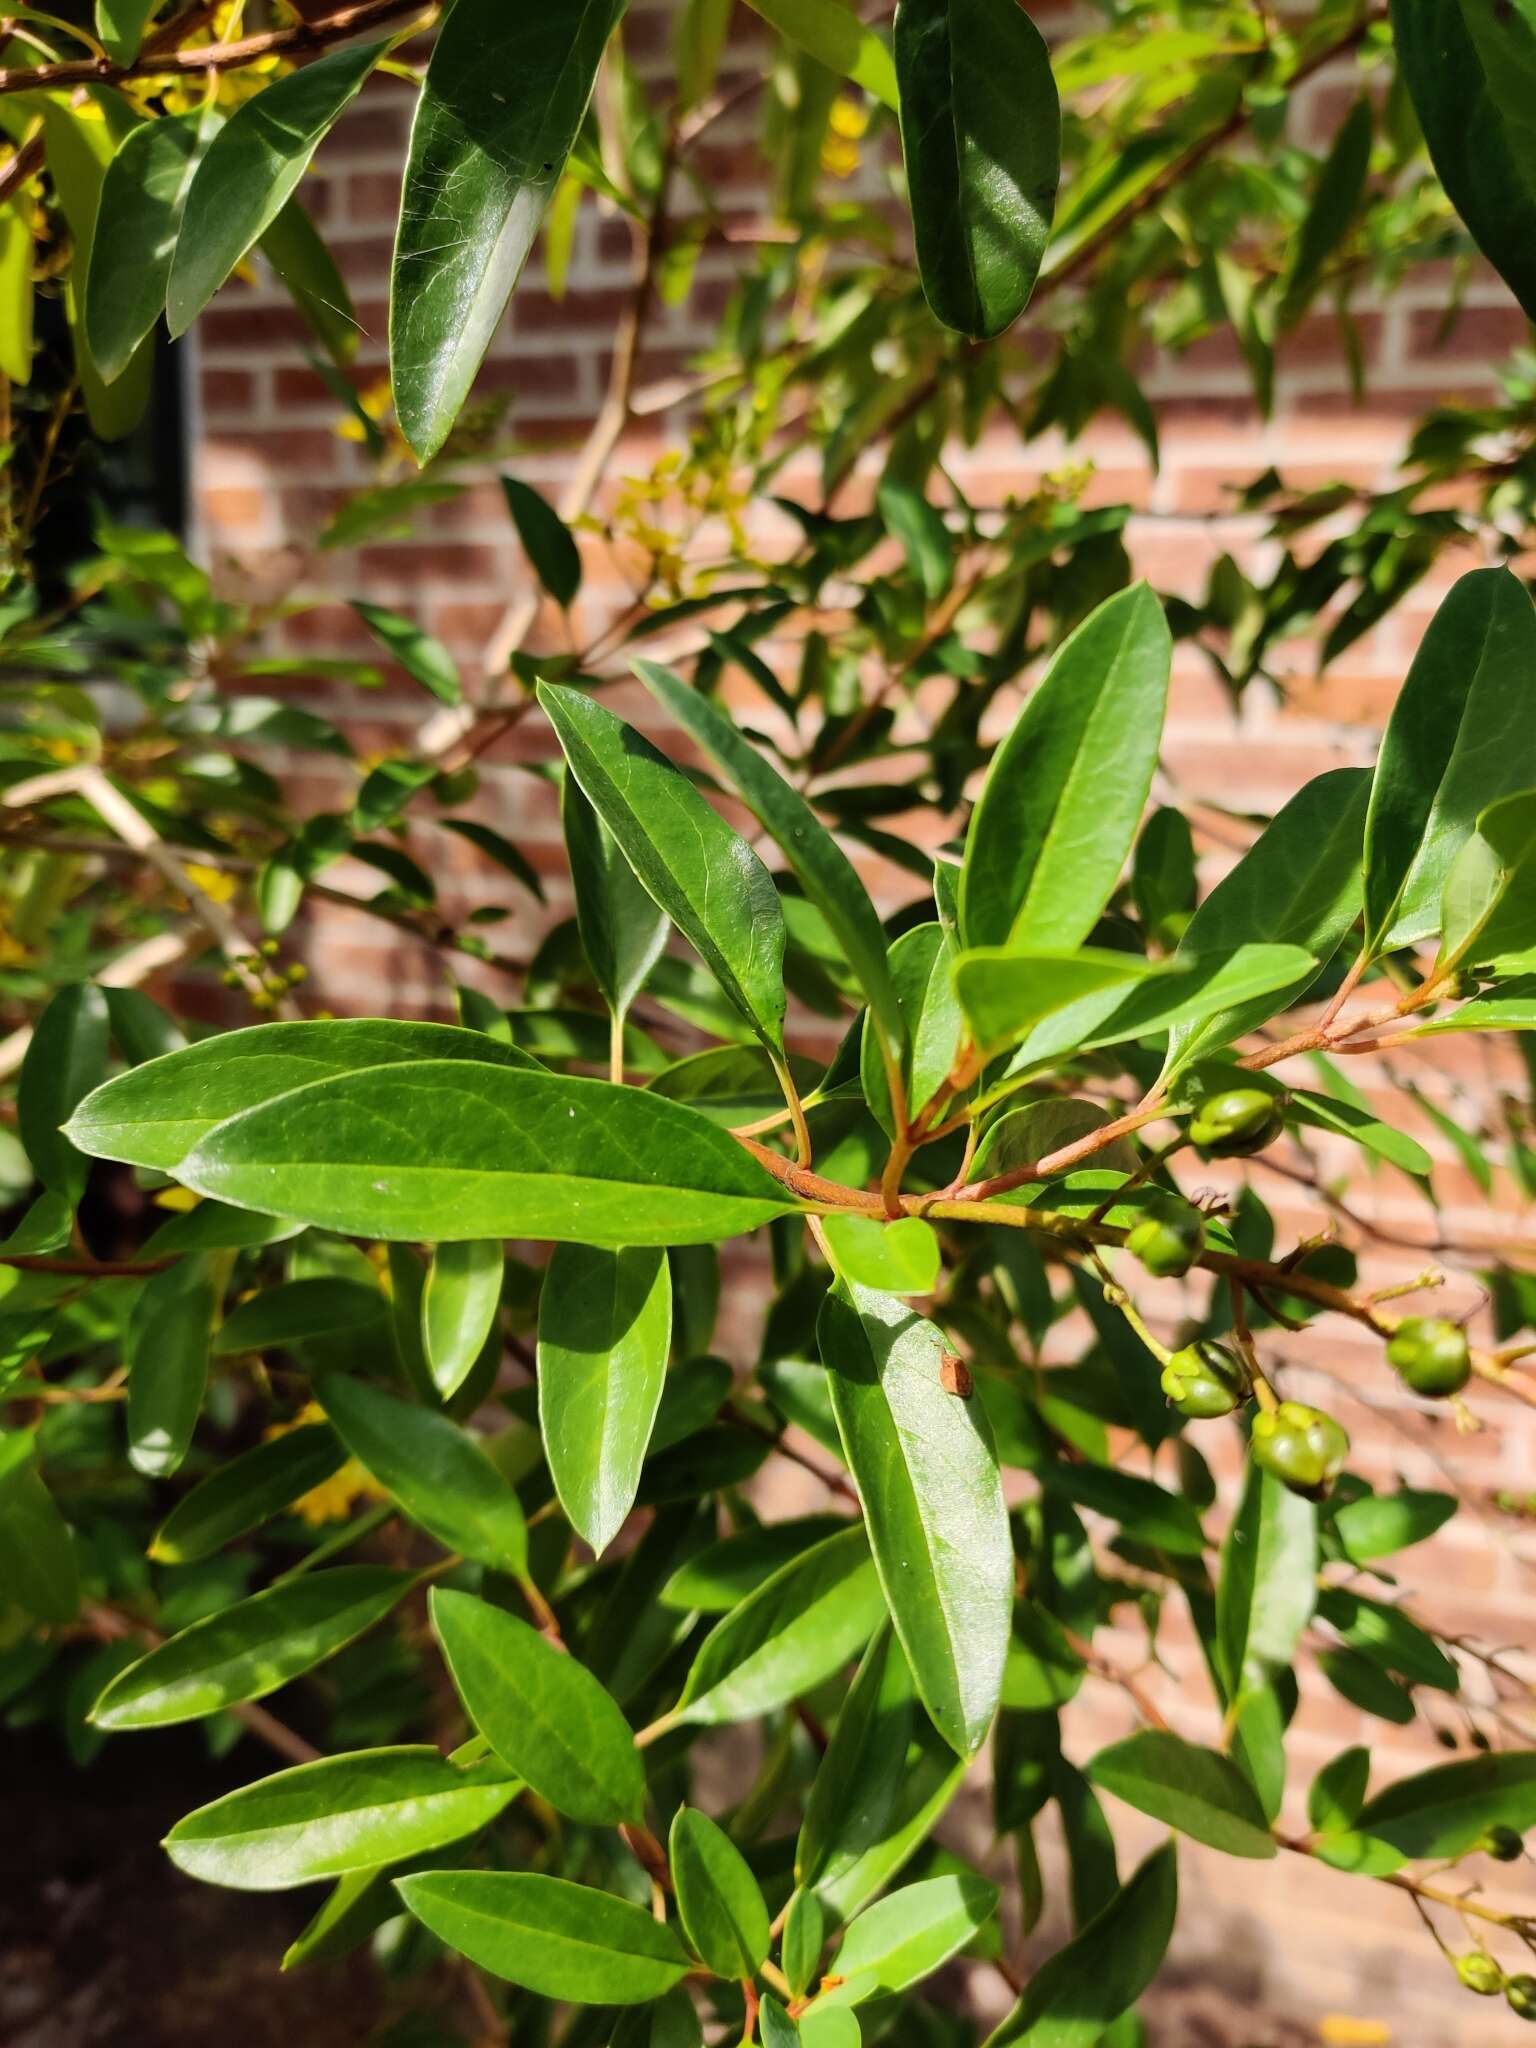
[
  {"xmin": 1320, "ymin": 2019, "xmax": 1391, "ymax": 2046},
  {"xmin": 829, "ymin": 96, "xmax": 870, "ymax": 141},
  {"xmin": 820, "ymin": 133, "xmax": 861, "ymax": 179},
  {"xmin": 183, "ymin": 863, "xmax": 238, "ymax": 905},
  {"xmin": 153, "ymin": 1186, "xmax": 201, "ymax": 1213},
  {"xmin": 265, "ymin": 1401, "xmax": 390, "ymax": 1527}
]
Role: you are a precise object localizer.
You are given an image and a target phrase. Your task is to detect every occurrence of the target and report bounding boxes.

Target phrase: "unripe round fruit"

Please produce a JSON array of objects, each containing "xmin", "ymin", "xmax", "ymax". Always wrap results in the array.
[
  {"xmin": 1251, "ymin": 1400, "xmax": 1350, "ymax": 1500},
  {"xmin": 1127, "ymin": 1204, "xmax": 1206, "ymax": 1279},
  {"xmin": 1386, "ymin": 1316, "xmax": 1471, "ymax": 1398},
  {"xmin": 1507, "ymin": 1975, "xmax": 1536, "ymax": 2019},
  {"xmin": 1188, "ymin": 1086, "xmax": 1285, "ymax": 1158},
  {"xmin": 1482, "ymin": 1824, "xmax": 1524, "ymax": 1863},
  {"xmin": 1161, "ymin": 1339, "xmax": 1250, "ymax": 1419},
  {"xmin": 1456, "ymin": 1952, "xmax": 1505, "ymax": 1997}
]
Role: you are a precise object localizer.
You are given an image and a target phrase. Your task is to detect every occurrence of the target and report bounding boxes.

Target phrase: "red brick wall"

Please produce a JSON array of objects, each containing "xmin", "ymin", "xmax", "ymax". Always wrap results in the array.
[{"xmin": 187, "ymin": 7, "xmax": 1536, "ymax": 2040}]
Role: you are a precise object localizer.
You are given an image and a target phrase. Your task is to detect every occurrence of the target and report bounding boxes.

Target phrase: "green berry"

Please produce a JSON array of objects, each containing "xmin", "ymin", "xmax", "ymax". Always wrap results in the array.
[
  {"xmin": 1188, "ymin": 1086, "xmax": 1285, "ymax": 1158},
  {"xmin": 1507, "ymin": 1975, "xmax": 1536, "ymax": 2019},
  {"xmin": 1251, "ymin": 1400, "xmax": 1350, "ymax": 1500},
  {"xmin": 1127, "ymin": 1204, "xmax": 1206, "ymax": 1279},
  {"xmin": 1482, "ymin": 1824, "xmax": 1524, "ymax": 1862},
  {"xmin": 1161, "ymin": 1339, "xmax": 1250, "ymax": 1419},
  {"xmin": 1386, "ymin": 1316, "xmax": 1471, "ymax": 1398},
  {"xmin": 1456, "ymin": 1952, "xmax": 1505, "ymax": 1997}
]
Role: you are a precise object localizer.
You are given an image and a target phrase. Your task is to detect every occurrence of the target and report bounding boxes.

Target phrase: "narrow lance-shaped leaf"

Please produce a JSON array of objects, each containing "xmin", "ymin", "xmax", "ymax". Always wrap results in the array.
[
  {"xmin": 819, "ymin": 1284, "xmax": 1013, "ymax": 1755},
  {"xmin": 351, "ymin": 600, "xmax": 463, "ymax": 707},
  {"xmin": 540, "ymin": 683, "xmax": 788, "ymax": 1058},
  {"xmin": 745, "ymin": 0, "xmax": 898, "ymax": 106},
  {"xmin": 150, "ymin": 1423, "xmax": 345, "ymax": 1564},
  {"xmin": 422, "ymin": 1238, "xmax": 504, "ymax": 1400},
  {"xmin": 96, "ymin": 0, "xmax": 159, "ymax": 61},
  {"xmin": 0, "ymin": 193, "xmax": 34, "ymax": 384},
  {"xmin": 85, "ymin": 107, "xmax": 220, "ymax": 383},
  {"xmin": 1216, "ymin": 1462, "xmax": 1317, "ymax": 1702},
  {"xmin": 1087, "ymin": 1730, "xmax": 1277, "ymax": 1858},
  {"xmin": 813, "ymin": 1874, "xmax": 1000, "ymax": 2008},
  {"xmin": 0, "ymin": 1429, "xmax": 79, "ymax": 1624},
  {"xmin": 1355, "ymin": 1753, "xmax": 1536, "ymax": 1859},
  {"xmin": 18, "ymin": 981, "xmax": 108, "ymax": 1201},
  {"xmin": 126, "ymin": 1257, "xmax": 217, "ymax": 1479},
  {"xmin": 1277, "ymin": 98, "xmax": 1373, "ymax": 329},
  {"xmin": 260, "ymin": 197, "xmax": 359, "ymax": 368},
  {"xmin": 166, "ymin": 38, "xmax": 385, "ymax": 336},
  {"xmin": 391, "ymin": 0, "xmax": 625, "ymax": 461},
  {"xmin": 563, "ymin": 773, "xmax": 669, "ymax": 1034},
  {"xmin": 894, "ymin": 0, "xmax": 1061, "ymax": 339},
  {"xmin": 861, "ymin": 922, "xmax": 960, "ymax": 1133},
  {"xmin": 430, "ymin": 1588, "xmax": 645, "ymax": 1825},
  {"xmin": 669, "ymin": 1806, "xmax": 772, "ymax": 1978},
  {"xmin": 538, "ymin": 1241, "xmax": 671, "ymax": 1555},
  {"xmin": 1437, "ymin": 791, "xmax": 1536, "ymax": 969},
  {"xmin": 959, "ymin": 584, "xmax": 1172, "ymax": 952},
  {"xmin": 503, "ymin": 475, "xmax": 582, "ymax": 606}
]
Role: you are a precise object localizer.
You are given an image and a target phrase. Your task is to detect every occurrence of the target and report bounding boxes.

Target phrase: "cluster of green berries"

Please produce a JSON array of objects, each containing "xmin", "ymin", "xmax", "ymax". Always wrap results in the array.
[
  {"xmin": 221, "ymin": 940, "xmax": 309, "ymax": 1009},
  {"xmin": 1386, "ymin": 1315, "xmax": 1471, "ymax": 1398},
  {"xmin": 1455, "ymin": 1950, "xmax": 1536, "ymax": 2016}
]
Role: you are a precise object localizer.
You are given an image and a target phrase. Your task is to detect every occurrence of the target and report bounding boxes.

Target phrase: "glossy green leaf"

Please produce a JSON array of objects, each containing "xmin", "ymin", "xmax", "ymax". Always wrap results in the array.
[
  {"xmin": 782, "ymin": 1888, "xmax": 825, "ymax": 1999},
  {"xmin": 441, "ymin": 818, "xmax": 546, "ymax": 903},
  {"xmin": 95, "ymin": 0, "xmax": 158, "ymax": 62},
  {"xmin": 954, "ymin": 946, "xmax": 1161, "ymax": 1056},
  {"xmin": 1277, "ymin": 98, "xmax": 1373, "ymax": 328},
  {"xmin": 1162, "ymin": 767, "xmax": 1370, "ymax": 1077},
  {"xmin": 661, "ymin": 1517, "xmax": 846, "ymax": 1612},
  {"xmin": 878, "ymin": 479, "xmax": 953, "ymax": 601},
  {"xmin": 0, "ymin": 1429, "xmax": 78, "ymax": 1624},
  {"xmin": 0, "ymin": 192, "xmax": 34, "ymax": 383},
  {"xmin": 396, "ymin": 1871, "xmax": 691, "ymax": 2001},
  {"xmin": 1216, "ymin": 1463, "xmax": 1316, "ymax": 1700},
  {"xmin": 678, "ymin": 1524, "xmax": 885, "ymax": 1725},
  {"xmin": 214, "ymin": 1276, "xmax": 386, "ymax": 1357},
  {"xmin": 861, "ymin": 922, "xmax": 961, "ymax": 1130},
  {"xmin": 563, "ymin": 773, "xmax": 669, "ymax": 1027},
  {"xmin": 960, "ymin": 585, "xmax": 1170, "ymax": 951},
  {"xmin": 391, "ymin": 0, "xmax": 625, "ymax": 461},
  {"xmin": 540, "ymin": 682, "xmax": 788, "ymax": 1058},
  {"xmin": 157, "ymin": 1061, "xmax": 794, "ymax": 1246},
  {"xmin": 819, "ymin": 1284, "xmax": 1012, "ymax": 1755},
  {"xmin": 746, "ymin": 0, "xmax": 897, "ymax": 105},
  {"xmin": 823, "ymin": 1214, "xmax": 940, "ymax": 1296},
  {"xmin": 760, "ymin": 1996, "xmax": 799, "ymax": 2048},
  {"xmin": 1308, "ymin": 1746, "xmax": 1371, "ymax": 1832},
  {"xmin": 1438, "ymin": 791, "xmax": 1536, "ymax": 968},
  {"xmin": 984, "ymin": 1842, "xmax": 1176, "ymax": 2047},
  {"xmin": 166, "ymin": 39, "xmax": 384, "ymax": 335},
  {"xmin": 126, "ymin": 1259, "xmax": 215, "ymax": 1478},
  {"xmin": 260, "ymin": 195, "xmax": 359, "ymax": 366},
  {"xmin": 895, "ymin": 0, "xmax": 1060, "ymax": 338},
  {"xmin": 1087, "ymin": 1731, "xmax": 1276, "ymax": 1858},
  {"xmin": 1363, "ymin": 570, "xmax": 1536, "ymax": 951},
  {"xmin": 1391, "ymin": 0, "xmax": 1536, "ymax": 321},
  {"xmin": 502, "ymin": 475, "xmax": 582, "ymax": 606},
  {"xmin": 18, "ymin": 982, "xmax": 108, "ymax": 1201},
  {"xmin": 1331, "ymin": 1486, "xmax": 1456, "ymax": 1562},
  {"xmin": 317, "ymin": 1374, "xmax": 528, "ymax": 1576},
  {"xmin": 635, "ymin": 658, "xmax": 904, "ymax": 1069},
  {"xmin": 1317, "ymin": 1647, "xmax": 1415, "ymax": 1725},
  {"xmin": 84, "ymin": 108, "xmax": 217, "ymax": 383},
  {"xmin": 151, "ymin": 1424, "xmax": 344, "ymax": 1563},
  {"xmin": 422, "ymin": 1239, "xmax": 504, "ymax": 1400},
  {"xmin": 165, "ymin": 1746, "xmax": 520, "ymax": 1890},
  {"xmin": 537, "ymin": 1241, "xmax": 670, "ymax": 1555},
  {"xmin": 1356, "ymin": 1753, "xmax": 1536, "ymax": 1858},
  {"xmin": 350, "ymin": 600, "xmax": 463, "ymax": 707},
  {"xmin": 66, "ymin": 1018, "xmax": 537, "ymax": 1172},
  {"xmin": 1001, "ymin": 1602, "xmax": 1085, "ymax": 1709},
  {"xmin": 669, "ymin": 1805, "xmax": 771, "ymax": 1977},
  {"xmin": 1413, "ymin": 975, "xmax": 1536, "ymax": 1033},
  {"xmin": 430, "ymin": 1588, "xmax": 643, "ymax": 1825},
  {"xmin": 1317, "ymin": 1590, "xmax": 1457, "ymax": 1690},
  {"xmin": 816, "ymin": 1873, "xmax": 998, "ymax": 2007},
  {"xmin": 91, "ymin": 1566, "xmax": 410, "ymax": 1729},
  {"xmin": 612, "ymin": 1988, "xmax": 706, "ymax": 2048}
]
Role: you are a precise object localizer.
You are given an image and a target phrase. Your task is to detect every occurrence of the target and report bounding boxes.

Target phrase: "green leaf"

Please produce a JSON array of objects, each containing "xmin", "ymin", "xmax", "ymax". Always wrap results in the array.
[
  {"xmin": 563, "ymin": 773, "xmax": 669, "ymax": 1027},
  {"xmin": 350, "ymin": 600, "xmax": 463, "ymax": 707},
  {"xmin": 1002, "ymin": 1602, "xmax": 1085, "ymax": 1709},
  {"xmin": 430, "ymin": 1588, "xmax": 644, "ymax": 1825},
  {"xmin": 127, "ymin": 1259, "xmax": 215, "ymax": 1478},
  {"xmin": 895, "ymin": 0, "xmax": 1060, "ymax": 338},
  {"xmin": 1317, "ymin": 1647, "xmax": 1415, "ymax": 1725},
  {"xmin": 1356, "ymin": 1753, "xmax": 1536, "ymax": 1858},
  {"xmin": 1288, "ymin": 1089, "xmax": 1433, "ymax": 1177},
  {"xmin": 18, "ymin": 982, "xmax": 108, "ymax": 1201},
  {"xmin": 822, "ymin": 1214, "xmax": 940, "ymax": 1296},
  {"xmin": 442, "ymin": 818, "xmax": 547, "ymax": 903},
  {"xmin": 860, "ymin": 921, "xmax": 961, "ymax": 1131},
  {"xmin": 819, "ymin": 1284, "xmax": 1012, "ymax": 1755},
  {"xmin": 540, "ymin": 683, "xmax": 788, "ymax": 1058},
  {"xmin": 391, "ymin": 0, "xmax": 624, "ymax": 461},
  {"xmin": 84, "ymin": 108, "xmax": 217, "ymax": 383},
  {"xmin": 1438, "ymin": 792, "xmax": 1536, "ymax": 968},
  {"xmin": 166, "ymin": 39, "xmax": 384, "ymax": 335},
  {"xmin": 1216, "ymin": 1463, "xmax": 1316, "ymax": 1700},
  {"xmin": 1331, "ymin": 1486, "xmax": 1456, "ymax": 1562},
  {"xmin": 395, "ymin": 1871, "xmax": 691, "ymax": 2002},
  {"xmin": 66, "ymin": 1017, "xmax": 538, "ymax": 1172},
  {"xmin": 214, "ymin": 1276, "xmax": 386, "ymax": 1357},
  {"xmin": 317, "ymin": 1374, "xmax": 528, "ymax": 1576},
  {"xmin": 662, "ymin": 1517, "xmax": 845, "ymax": 1611},
  {"xmin": 537, "ymin": 1241, "xmax": 671, "ymax": 1555},
  {"xmin": 669, "ymin": 1806, "xmax": 772, "ymax": 1977},
  {"xmin": 150, "ymin": 1423, "xmax": 345, "ymax": 1563},
  {"xmin": 1087, "ymin": 1731, "xmax": 1276, "ymax": 1858},
  {"xmin": 878, "ymin": 479, "xmax": 953, "ymax": 602},
  {"xmin": 678, "ymin": 1524, "xmax": 886, "ymax": 1725},
  {"xmin": 635, "ymin": 658, "xmax": 904, "ymax": 1069},
  {"xmin": 502, "ymin": 475, "xmax": 582, "ymax": 606},
  {"xmin": 165, "ymin": 1746, "xmax": 520, "ymax": 1890},
  {"xmin": 954, "ymin": 946, "xmax": 1161, "ymax": 1057},
  {"xmin": 783, "ymin": 1888, "xmax": 825, "ymax": 1999},
  {"xmin": 1413, "ymin": 975, "xmax": 1536, "ymax": 1034},
  {"xmin": 162, "ymin": 1061, "xmax": 793, "ymax": 1247},
  {"xmin": 104, "ymin": 987, "xmax": 186, "ymax": 1065},
  {"xmin": 1362, "ymin": 570, "xmax": 1536, "ymax": 951},
  {"xmin": 1308, "ymin": 1746, "xmax": 1371, "ymax": 1832},
  {"xmin": 0, "ymin": 1429, "xmax": 78, "ymax": 1623},
  {"xmin": 95, "ymin": 0, "xmax": 159, "ymax": 62},
  {"xmin": 1317, "ymin": 1590, "xmax": 1457, "ymax": 1690},
  {"xmin": 91, "ymin": 1566, "xmax": 410, "ymax": 1729},
  {"xmin": 423, "ymin": 1239, "xmax": 504, "ymax": 1400},
  {"xmin": 261, "ymin": 197, "xmax": 359, "ymax": 367},
  {"xmin": 814, "ymin": 1873, "xmax": 999, "ymax": 2006},
  {"xmin": 1161, "ymin": 767, "xmax": 1369, "ymax": 1078},
  {"xmin": 613, "ymin": 1988, "xmax": 706, "ymax": 2048},
  {"xmin": 984, "ymin": 1842, "xmax": 1176, "ymax": 2047},
  {"xmin": 759, "ymin": 1995, "xmax": 800, "ymax": 2048},
  {"xmin": 0, "ymin": 192, "xmax": 34, "ymax": 384},
  {"xmin": 1391, "ymin": 0, "xmax": 1536, "ymax": 322},
  {"xmin": 960, "ymin": 584, "xmax": 1171, "ymax": 951},
  {"xmin": 745, "ymin": 0, "xmax": 897, "ymax": 105},
  {"xmin": 1277, "ymin": 98, "xmax": 1373, "ymax": 329}
]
